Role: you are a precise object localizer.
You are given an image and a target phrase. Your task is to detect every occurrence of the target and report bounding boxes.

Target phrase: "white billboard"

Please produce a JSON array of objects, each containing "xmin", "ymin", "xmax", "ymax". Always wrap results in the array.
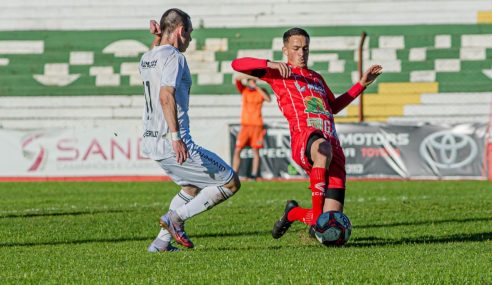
[{"xmin": 0, "ymin": 128, "xmax": 163, "ymax": 178}]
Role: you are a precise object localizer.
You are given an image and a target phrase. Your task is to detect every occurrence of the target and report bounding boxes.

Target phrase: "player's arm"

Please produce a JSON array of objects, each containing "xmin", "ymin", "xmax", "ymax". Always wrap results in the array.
[
  {"xmin": 331, "ymin": 65, "xmax": 383, "ymax": 114},
  {"xmin": 231, "ymin": 57, "xmax": 291, "ymax": 79},
  {"xmin": 159, "ymin": 53, "xmax": 189, "ymax": 164},
  {"xmin": 257, "ymin": 87, "xmax": 271, "ymax": 102},
  {"xmin": 149, "ymin": 20, "xmax": 162, "ymax": 49},
  {"xmin": 234, "ymin": 78, "xmax": 246, "ymax": 93},
  {"xmin": 160, "ymin": 86, "xmax": 188, "ymax": 164}
]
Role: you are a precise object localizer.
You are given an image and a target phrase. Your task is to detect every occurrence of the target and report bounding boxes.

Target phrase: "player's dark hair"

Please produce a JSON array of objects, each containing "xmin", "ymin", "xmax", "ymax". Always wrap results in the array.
[
  {"xmin": 283, "ymin": 27, "xmax": 310, "ymax": 44},
  {"xmin": 160, "ymin": 8, "xmax": 192, "ymax": 35}
]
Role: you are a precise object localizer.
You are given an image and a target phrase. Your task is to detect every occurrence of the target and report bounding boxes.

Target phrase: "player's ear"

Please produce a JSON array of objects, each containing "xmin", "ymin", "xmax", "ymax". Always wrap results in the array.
[
  {"xmin": 282, "ymin": 46, "xmax": 288, "ymax": 57},
  {"xmin": 176, "ymin": 25, "xmax": 184, "ymax": 37}
]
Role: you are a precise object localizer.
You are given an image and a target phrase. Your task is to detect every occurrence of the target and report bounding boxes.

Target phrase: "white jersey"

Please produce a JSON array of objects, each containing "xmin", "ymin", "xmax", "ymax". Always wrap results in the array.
[{"xmin": 139, "ymin": 45, "xmax": 192, "ymax": 160}]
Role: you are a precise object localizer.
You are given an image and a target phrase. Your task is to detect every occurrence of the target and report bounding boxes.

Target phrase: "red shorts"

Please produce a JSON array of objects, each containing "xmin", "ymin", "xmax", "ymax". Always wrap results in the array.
[
  {"xmin": 291, "ymin": 128, "xmax": 346, "ymax": 189},
  {"xmin": 235, "ymin": 125, "xmax": 266, "ymax": 149}
]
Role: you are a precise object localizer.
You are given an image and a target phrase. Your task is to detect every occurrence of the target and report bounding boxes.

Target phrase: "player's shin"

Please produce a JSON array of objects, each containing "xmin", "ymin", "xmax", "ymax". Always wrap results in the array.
[
  {"xmin": 323, "ymin": 188, "xmax": 345, "ymax": 212},
  {"xmin": 310, "ymin": 167, "xmax": 327, "ymax": 222},
  {"xmin": 162, "ymin": 189, "xmax": 195, "ymax": 238},
  {"xmin": 174, "ymin": 186, "xmax": 235, "ymax": 221}
]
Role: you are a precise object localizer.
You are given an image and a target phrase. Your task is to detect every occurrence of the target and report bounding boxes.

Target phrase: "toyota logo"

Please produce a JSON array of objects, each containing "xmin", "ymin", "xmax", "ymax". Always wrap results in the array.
[{"xmin": 419, "ymin": 131, "xmax": 477, "ymax": 169}]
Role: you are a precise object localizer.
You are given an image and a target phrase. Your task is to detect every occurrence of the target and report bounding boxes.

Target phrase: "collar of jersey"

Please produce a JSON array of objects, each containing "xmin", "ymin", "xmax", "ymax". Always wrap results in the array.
[
  {"xmin": 287, "ymin": 62, "xmax": 311, "ymax": 71},
  {"xmin": 155, "ymin": 44, "xmax": 179, "ymax": 52},
  {"xmin": 287, "ymin": 63, "xmax": 312, "ymax": 74}
]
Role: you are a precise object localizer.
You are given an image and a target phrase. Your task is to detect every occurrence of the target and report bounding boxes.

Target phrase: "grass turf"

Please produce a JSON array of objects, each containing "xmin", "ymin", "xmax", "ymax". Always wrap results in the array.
[{"xmin": 0, "ymin": 180, "xmax": 491, "ymax": 284}]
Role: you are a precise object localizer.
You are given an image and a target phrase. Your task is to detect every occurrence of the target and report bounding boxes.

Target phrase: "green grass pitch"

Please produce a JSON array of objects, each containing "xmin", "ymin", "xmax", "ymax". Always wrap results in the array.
[{"xmin": 1, "ymin": 180, "xmax": 491, "ymax": 284}]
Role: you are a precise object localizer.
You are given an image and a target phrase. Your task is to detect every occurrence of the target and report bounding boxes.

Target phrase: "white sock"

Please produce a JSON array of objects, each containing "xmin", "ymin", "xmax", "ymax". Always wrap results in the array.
[
  {"xmin": 170, "ymin": 190, "xmax": 194, "ymax": 211},
  {"xmin": 175, "ymin": 186, "xmax": 234, "ymax": 221},
  {"xmin": 156, "ymin": 189, "xmax": 194, "ymax": 243}
]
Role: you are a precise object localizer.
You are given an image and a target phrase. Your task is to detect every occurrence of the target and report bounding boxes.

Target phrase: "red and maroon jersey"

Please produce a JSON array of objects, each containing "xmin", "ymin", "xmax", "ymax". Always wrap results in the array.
[{"xmin": 231, "ymin": 57, "xmax": 365, "ymax": 141}]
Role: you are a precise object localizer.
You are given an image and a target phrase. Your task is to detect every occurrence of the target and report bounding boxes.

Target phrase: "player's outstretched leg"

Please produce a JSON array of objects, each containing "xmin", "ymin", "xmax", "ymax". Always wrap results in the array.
[
  {"xmin": 148, "ymin": 189, "xmax": 194, "ymax": 252},
  {"xmin": 169, "ymin": 182, "xmax": 240, "ymax": 247},
  {"xmin": 308, "ymin": 225, "xmax": 316, "ymax": 239},
  {"xmin": 272, "ymin": 200, "xmax": 299, "ymax": 239},
  {"xmin": 160, "ymin": 210, "xmax": 194, "ymax": 248}
]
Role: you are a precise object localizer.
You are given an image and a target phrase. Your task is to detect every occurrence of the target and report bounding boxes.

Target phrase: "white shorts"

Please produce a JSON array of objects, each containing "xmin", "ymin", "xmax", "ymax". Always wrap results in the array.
[{"xmin": 156, "ymin": 143, "xmax": 234, "ymax": 189}]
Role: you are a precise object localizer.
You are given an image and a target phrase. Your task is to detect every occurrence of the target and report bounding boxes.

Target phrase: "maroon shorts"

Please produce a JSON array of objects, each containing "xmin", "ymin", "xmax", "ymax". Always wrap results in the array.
[{"xmin": 291, "ymin": 128, "xmax": 346, "ymax": 189}]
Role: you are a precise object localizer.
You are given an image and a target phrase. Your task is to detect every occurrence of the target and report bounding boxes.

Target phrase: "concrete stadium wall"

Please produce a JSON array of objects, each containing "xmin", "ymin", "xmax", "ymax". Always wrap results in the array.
[
  {"xmin": 0, "ymin": 0, "xmax": 491, "ymax": 30},
  {"xmin": 0, "ymin": 95, "xmax": 283, "ymax": 163}
]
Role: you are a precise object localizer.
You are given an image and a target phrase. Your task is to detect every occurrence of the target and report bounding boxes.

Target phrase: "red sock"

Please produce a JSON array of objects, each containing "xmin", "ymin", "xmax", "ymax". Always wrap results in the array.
[
  {"xmin": 287, "ymin": 207, "xmax": 313, "ymax": 225},
  {"xmin": 310, "ymin": 167, "xmax": 326, "ymax": 223},
  {"xmin": 286, "ymin": 168, "xmax": 327, "ymax": 226}
]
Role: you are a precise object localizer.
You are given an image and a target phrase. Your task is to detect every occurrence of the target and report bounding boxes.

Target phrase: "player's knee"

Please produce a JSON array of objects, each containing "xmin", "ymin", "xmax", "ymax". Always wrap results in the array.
[
  {"xmin": 319, "ymin": 141, "xmax": 333, "ymax": 160},
  {"xmin": 315, "ymin": 141, "xmax": 333, "ymax": 163},
  {"xmin": 182, "ymin": 185, "xmax": 200, "ymax": 197},
  {"xmin": 224, "ymin": 173, "xmax": 241, "ymax": 193}
]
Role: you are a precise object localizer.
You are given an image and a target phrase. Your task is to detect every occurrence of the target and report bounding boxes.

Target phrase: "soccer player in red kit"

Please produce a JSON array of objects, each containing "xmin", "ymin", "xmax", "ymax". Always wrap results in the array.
[{"xmin": 231, "ymin": 27, "xmax": 382, "ymax": 239}]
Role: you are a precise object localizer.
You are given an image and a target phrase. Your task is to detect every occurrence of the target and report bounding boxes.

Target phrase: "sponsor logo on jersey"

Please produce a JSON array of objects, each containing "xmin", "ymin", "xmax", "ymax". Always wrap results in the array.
[
  {"xmin": 306, "ymin": 118, "xmax": 336, "ymax": 137},
  {"xmin": 140, "ymin": 59, "xmax": 158, "ymax": 69},
  {"xmin": 294, "ymin": 81, "xmax": 306, "ymax": 93},
  {"xmin": 304, "ymin": 96, "xmax": 331, "ymax": 116},
  {"xmin": 143, "ymin": 130, "xmax": 158, "ymax": 138},
  {"xmin": 307, "ymin": 118, "xmax": 323, "ymax": 130},
  {"xmin": 307, "ymin": 82, "xmax": 326, "ymax": 96},
  {"xmin": 292, "ymin": 75, "xmax": 326, "ymax": 96}
]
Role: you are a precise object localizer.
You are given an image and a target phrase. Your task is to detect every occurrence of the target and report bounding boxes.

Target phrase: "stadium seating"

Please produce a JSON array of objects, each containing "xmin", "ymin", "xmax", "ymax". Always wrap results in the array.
[
  {"xmin": 1, "ymin": 25, "xmax": 491, "ymax": 125},
  {"xmin": 0, "ymin": 0, "xmax": 491, "ymax": 128}
]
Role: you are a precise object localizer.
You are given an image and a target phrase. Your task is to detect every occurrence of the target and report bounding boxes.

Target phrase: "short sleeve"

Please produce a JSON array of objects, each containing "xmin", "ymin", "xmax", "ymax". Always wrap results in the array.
[{"xmin": 161, "ymin": 53, "xmax": 185, "ymax": 87}]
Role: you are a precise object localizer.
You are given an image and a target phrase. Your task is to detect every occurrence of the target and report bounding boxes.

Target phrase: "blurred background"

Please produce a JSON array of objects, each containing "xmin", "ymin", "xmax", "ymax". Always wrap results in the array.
[{"xmin": 0, "ymin": 0, "xmax": 491, "ymax": 180}]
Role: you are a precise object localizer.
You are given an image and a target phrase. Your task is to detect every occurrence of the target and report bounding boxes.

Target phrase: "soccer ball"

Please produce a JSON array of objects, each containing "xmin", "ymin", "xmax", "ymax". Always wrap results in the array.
[{"xmin": 313, "ymin": 211, "xmax": 352, "ymax": 246}]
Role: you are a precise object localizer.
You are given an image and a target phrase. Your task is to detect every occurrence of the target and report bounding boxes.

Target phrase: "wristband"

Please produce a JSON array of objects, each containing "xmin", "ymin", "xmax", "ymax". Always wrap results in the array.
[
  {"xmin": 348, "ymin": 82, "xmax": 365, "ymax": 98},
  {"xmin": 170, "ymin": 132, "xmax": 181, "ymax": 141}
]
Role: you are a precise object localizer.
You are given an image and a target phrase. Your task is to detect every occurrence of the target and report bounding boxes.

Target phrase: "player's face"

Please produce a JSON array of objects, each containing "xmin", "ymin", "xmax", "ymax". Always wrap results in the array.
[
  {"xmin": 178, "ymin": 22, "xmax": 193, "ymax": 52},
  {"xmin": 283, "ymin": 35, "xmax": 309, "ymax": 68},
  {"xmin": 247, "ymin": 79, "xmax": 256, "ymax": 87}
]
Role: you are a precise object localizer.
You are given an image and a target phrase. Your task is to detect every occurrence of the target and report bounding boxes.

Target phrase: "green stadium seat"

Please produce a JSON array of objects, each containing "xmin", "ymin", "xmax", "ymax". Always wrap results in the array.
[{"xmin": 0, "ymin": 23, "xmax": 491, "ymax": 125}]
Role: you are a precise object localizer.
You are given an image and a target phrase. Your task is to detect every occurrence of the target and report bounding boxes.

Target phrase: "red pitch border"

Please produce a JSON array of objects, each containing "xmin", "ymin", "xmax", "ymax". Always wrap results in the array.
[
  {"xmin": 0, "ymin": 176, "xmax": 310, "ymax": 182},
  {"xmin": 0, "ymin": 176, "xmax": 488, "ymax": 182},
  {"xmin": 0, "ymin": 176, "xmax": 173, "ymax": 182}
]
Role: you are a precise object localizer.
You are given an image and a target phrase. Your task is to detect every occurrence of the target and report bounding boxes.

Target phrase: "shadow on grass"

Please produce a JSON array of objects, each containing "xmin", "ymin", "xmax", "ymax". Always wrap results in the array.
[
  {"xmin": 3, "ymin": 230, "xmax": 491, "ymax": 250},
  {"xmin": 178, "ymin": 231, "xmax": 492, "ymax": 252},
  {"xmin": 0, "ymin": 230, "xmax": 271, "ymax": 248},
  {"xmin": 347, "ymin": 231, "xmax": 492, "ymax": 247},
  {"xmin": 356, "ymin": 216, "xmax": 492, "ymax": 229},
  {"xmin": 0, "ymin": 208, "xmax": 155, "ymax": 219},
  {"xmin": 193, "ymin": 230, "xmax": 271, "ymax": 238},
  {"xmin": 0, "ymin": 236, "xmax": 152, "ymax": 248}
]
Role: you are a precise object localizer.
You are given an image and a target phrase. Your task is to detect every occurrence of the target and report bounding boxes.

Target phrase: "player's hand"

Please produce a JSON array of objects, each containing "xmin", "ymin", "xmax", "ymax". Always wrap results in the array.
[
  {"xmin": 267, "ymin": 61, "xmax": 291, "ymax": 78},
  {"xmin": 359, "ymin": 65, "xmax": 383, "ymax": 87},
  {"xmin": 172, "ymin": 140, "xmax": 189, "ymax": 164},
  {"xmin": 150, "ymin": 20, "xmax": 161, "ymax": 36}
]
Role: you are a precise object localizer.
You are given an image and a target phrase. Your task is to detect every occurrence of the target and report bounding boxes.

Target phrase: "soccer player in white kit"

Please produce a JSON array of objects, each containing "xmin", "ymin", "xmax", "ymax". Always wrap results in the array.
[{"xmin": 139, "ymin": 8, "xmax": 241, "ymax": 251}]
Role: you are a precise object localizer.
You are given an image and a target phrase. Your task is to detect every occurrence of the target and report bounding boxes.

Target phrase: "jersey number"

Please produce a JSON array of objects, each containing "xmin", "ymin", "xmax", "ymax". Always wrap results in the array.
[{"xmin": 143, "ymin": 81, "xmax": 153, "ymax": 120}]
